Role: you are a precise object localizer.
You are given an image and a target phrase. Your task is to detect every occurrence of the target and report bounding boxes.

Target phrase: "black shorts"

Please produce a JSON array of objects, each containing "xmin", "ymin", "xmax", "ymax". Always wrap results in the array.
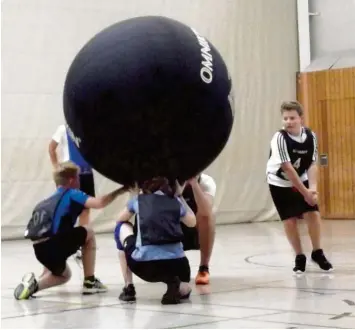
[
  {"xmin": 269, "ymin": 181, "xmax": 319, "ymax": 221},
  {"xmin": 123, "ymin": 235, "xmax": 191, "ymax": 283},
  {"xmin": 79, "ymin": 173, "xmax": 95, "ymax": 197},
  {"xmin": 181, "ymin": 223, "xmax": 200, "ymax": 251},
  {"xmin": 33, "ymin": 227, "xmax": 87, "ymax": 276},
  {"xmin": 133, "ymin": 216, "xmax": 200, "ymax": 251}
]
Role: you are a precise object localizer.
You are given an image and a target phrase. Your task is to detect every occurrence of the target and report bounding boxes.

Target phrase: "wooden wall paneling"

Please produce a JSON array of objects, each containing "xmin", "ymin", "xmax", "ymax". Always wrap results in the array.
[
  {"xmin": 315, "ymin": 71, "xmax": 329, "ymax": 217},
  {"xmin": 297, "ymin": 67, "xmax": 355, "ymax": 219},
  {"xmin": 297, "ymin": 71, "xmax": 327, "ymax": 216}
]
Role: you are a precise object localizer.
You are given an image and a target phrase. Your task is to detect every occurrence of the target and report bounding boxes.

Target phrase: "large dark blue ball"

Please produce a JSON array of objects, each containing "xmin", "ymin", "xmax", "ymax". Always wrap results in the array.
[{"xmin": 63, "ymin": 16, "xmax": 234, "ymax": 186}]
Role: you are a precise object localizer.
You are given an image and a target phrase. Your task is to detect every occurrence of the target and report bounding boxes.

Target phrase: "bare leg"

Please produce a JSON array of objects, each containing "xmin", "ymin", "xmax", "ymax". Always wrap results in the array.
[
  {"xmin": 303, "ymin": 211, "xmax": 321, "ymax": 250},
  {"xmin": 118, "ymin": 223, "xmax": 134, "ymax": 285},
  {"xmin": 81, "ymin": 227, "xmax": 96, "ymax": 278},
  {"xmin": 302, "ymin": 210, "xmax": 333, "ymax": 270},
  {"xmin": 74, "ymin": 209, "xmax": 91, "ymax": 260},
  {"xmin": 195, "ymin": 213, "xmax": 215, "ymax": 285},
  {"xmin": 117, "ymin": 223, "xmax": 136, "ymax": 302},
  {"xmin": 283, "ymin": 217, "xmax": 303, "ymax": 255},
  {"xmin": 37, "ymin": 265, "xmax": 72, "ymax": 291},
  {"xmin": 118, "ymin": 251, "xmax": 133, "ymax": 285},
  {"xmin": 39, "ymin": 267, "xmax": 50, "ymax": 279},
  {"xmin": 196, "ymin": 213, "xmax": 215, "ymax": 267}
]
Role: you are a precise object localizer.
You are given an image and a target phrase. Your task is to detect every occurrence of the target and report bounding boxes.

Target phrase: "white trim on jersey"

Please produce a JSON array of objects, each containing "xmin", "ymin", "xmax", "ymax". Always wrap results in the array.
[
  {"xmin": 311, "ymin": 131, "xmax": 318, "ymax": 162},
  {"xmin": 276, "ymin": 132, "xmax": 291, "ymax": 163},
  {"xmin": 199, "ymin": 173, "xmax": 216, "ymax": 198},
  {"xmin": 266, "ymin": 127, "xmax": 317, "ymax": 187},
  {"xmin": 52, "ymin": 124, "xmax": 70, "ymax": 162}
]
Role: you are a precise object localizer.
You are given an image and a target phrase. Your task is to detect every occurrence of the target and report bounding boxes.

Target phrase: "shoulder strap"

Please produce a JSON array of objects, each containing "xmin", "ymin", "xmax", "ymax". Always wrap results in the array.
[{"xmin": 52, "ymin": 189, "xmax": 71, "ymax": 219}]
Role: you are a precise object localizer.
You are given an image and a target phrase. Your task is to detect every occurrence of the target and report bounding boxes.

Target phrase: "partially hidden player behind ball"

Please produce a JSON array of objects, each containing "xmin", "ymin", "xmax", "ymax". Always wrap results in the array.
[
  {"xmin": 114, "ymin": 177, "xmax": 196, "ymax": 305},
  {"xmin": 180, "ymin": 173, "xmax": 216, "ymax": 285},
  {"xmin": 49, "ymin": 123, "xmax": 95, "ymax": 260},
  {"xmin": 266, "ymin": 101, "xmax": 333, "ymax": 274},
  {"xmin": 14, "ymin": 161, "xmax": 130, "ymax": 300}
]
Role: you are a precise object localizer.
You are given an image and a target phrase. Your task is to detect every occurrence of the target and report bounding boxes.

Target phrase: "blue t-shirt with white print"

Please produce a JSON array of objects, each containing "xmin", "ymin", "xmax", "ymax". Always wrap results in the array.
[
  {"xmin": 128, "ymin": 191, "xmax": 187, "ymax": 261},
  {"xmin": 66, "ymin": 129, "xmax": 92, "ymax": 174},
  {"xmin": 52, "ymin": 187, "xmax": 89, "ymax": 234}
]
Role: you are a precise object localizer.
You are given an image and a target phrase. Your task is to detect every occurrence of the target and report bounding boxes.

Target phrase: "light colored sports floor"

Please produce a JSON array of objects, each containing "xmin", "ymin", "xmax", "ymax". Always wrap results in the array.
[{"xmin": 1, "ymin": 220, "xmax": 355, "ymax": 329}]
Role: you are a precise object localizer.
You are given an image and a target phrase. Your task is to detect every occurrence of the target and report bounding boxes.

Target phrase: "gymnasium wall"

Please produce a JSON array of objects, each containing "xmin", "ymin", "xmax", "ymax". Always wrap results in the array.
[
  {"xmin": 1, "ymin": 0, "xmax": 299, "ymax": 239},
  {"xmin": 308, "ymin": 0, "xmax": 355, "ymax": 60}
]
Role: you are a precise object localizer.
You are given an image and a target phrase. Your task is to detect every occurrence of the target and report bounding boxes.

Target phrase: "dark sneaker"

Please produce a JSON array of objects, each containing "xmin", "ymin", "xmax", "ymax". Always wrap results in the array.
[
  {"xmin": 161, "ymin": 277, "xmax": 181, "ymax": 305},
  {"xmin": 82, "ymin": 277, "xmax": 108, "ymax": 294},
  {"xmin": 14, "ymin": 272, "xmax": 38, "ymax": 300},
  {"xmin": 293, "ymin": 254, "xmax": 306, "ymax": 274},
  {"xmin": 311, "ymin": 249, "xmax": 333, "ymax": 271},
  {"xmin": 119, "ymin": 284, "xmax": 136, "ymax": 302}
]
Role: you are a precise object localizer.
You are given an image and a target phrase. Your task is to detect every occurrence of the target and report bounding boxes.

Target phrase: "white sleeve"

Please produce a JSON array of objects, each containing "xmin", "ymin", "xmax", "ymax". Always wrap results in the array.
[
  {"xmin": 270, "ymin": 132, "xmax": 291, "ymax": 164},
  {"xmin": 311, "ymin": 131, "xmax": 318, "ymax": 162},
  {"xmin": 199, "ymin": 173, "xmax": 216, "ymax": 198},
  {"xmin": 52, "ymin": 124, "xmax": 66, "ymax": 143}
]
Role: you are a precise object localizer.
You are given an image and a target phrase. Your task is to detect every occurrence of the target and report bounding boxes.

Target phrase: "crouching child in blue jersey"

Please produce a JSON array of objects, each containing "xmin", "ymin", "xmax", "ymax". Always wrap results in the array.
[
  {"xmin": 114, "ymin": 177, "xmax": 196, "ymax": 305},
  {"xmin": 14, "ymin": 161, "xmax": 130, "ymax": 300}
]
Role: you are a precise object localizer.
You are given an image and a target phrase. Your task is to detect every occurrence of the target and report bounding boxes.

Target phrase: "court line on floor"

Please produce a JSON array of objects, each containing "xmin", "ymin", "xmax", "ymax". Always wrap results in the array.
[
  {"xmin": 166, "ymin": 312, "xmax": 286, "ymax": 329},
  {"xmin": 244, "ymin": 253, "xmax": 355, "ymax": 272},
  {"xmin": 234, "ymin": 317, "xmax": 349, "ymax": 329},
  {"xmin": 0, "ymin": 283, "xmax": 266, "ymax": 320},
  {"xmin": 168, "ymin": 313, "xmax": 344, "ymax": 329},
  {"xmin": 1, "ymin": 300, "xmax": 244, "ymax": 324},
  {"xmin": 105, "ymin": 295, "xmax": 355, "ymax": 322},
  {"xmin": 0, "ymin": 301, "xmax": 126, "ymax": 320},
  {"xmin": 330, "ymin": 312, "xmax": 353, "ymax": 320},
  {"xmin": 2, "ymin": 278, "xmax": 285, "ymax": 301},
  {"xmin": 198, "ymin": 302, "xmax": 355, "ymax": 319},
  {"xmin": 3, "ymin": 277, "xmax": 354, "ymax": 321},
  {"xmin": 343, "ymin": 299, "xmax": 355, "ymax": 306},
  {"xmin": 0, "ymin": 281, "xmax": 302, "ymax": 321},
  {"xmin": 252, "ymin": 285, "xmax": 355, "ymax": 293}
]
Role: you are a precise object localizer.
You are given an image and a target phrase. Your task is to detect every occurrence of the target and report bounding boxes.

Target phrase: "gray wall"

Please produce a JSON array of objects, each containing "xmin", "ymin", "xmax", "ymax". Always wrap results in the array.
[{"xmin": 309, "ymin": 0, "xmax": 355, "ymax": 59}]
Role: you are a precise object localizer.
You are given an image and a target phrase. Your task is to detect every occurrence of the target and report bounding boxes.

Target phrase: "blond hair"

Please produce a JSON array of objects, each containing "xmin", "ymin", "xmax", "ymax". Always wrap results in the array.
[
  {"xmin": 280, "ymin": 101, "xmax": 304, "ymax": 116},
  {"xmin": 53, "ymin": 161, "xmax": 80, "ymax": 186}
]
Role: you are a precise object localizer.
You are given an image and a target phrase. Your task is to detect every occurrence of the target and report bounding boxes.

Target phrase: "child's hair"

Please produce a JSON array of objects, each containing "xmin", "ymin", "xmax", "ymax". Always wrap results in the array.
[
  {"xmin": 53, "ymin": 161, "xmax": 80, "ymax": 186},
  {"xmin": 280, "ymin": 101, "xmax": 304, "ymax": 116},
  {"xmin": 141, "ymin": 177, "xmax": 176, "ymax": 197}
]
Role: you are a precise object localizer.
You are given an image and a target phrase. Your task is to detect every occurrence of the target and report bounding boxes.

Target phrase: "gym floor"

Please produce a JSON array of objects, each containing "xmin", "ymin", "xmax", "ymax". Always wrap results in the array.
[{"xmin": 2, "ymin": 220, "xmax": 355, "ymax": 329}]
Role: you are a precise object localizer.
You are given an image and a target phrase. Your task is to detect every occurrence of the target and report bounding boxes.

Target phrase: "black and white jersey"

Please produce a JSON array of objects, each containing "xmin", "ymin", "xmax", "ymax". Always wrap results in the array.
[
  {"xmin": 266, "ymin": 127, "xmax": 317, "ymax": 187},
  {"xmin": 182, "ymin": 173, "xmax": 216, "ymax": 214}
]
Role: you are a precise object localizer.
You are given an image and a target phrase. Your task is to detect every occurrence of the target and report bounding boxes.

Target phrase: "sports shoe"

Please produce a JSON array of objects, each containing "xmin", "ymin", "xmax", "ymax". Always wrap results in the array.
[
  {"xmin": 82, "ymin": 277, "xmax": 108, "ymax": 295},
  {"xmin": 14, "ymin": 272, "xmax": 38, "ymax": 300},
  {"xmin": 311, "ymin": 249, "xmax": 333, "ymax": 271},
  {"xmin": 119, "ymin": 284, "xmax": 136, "ymax": 302},
  {"xmin": 293, "ymin": 254, "xmax": 306, "ymax": 274},
  {"xmin": 195, "ymin": 265, "xmax": 210, "ymax": 285}
]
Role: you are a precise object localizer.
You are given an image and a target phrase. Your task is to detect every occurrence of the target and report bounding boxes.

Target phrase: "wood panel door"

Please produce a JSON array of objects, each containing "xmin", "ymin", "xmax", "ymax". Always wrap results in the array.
[
  {"xmin": 318, "ymin": 98, "xmax": 355, "ymax": 218},
  {"xmin": 297, "ymin": 67, "xmax": 355, "ymax": 219}
]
